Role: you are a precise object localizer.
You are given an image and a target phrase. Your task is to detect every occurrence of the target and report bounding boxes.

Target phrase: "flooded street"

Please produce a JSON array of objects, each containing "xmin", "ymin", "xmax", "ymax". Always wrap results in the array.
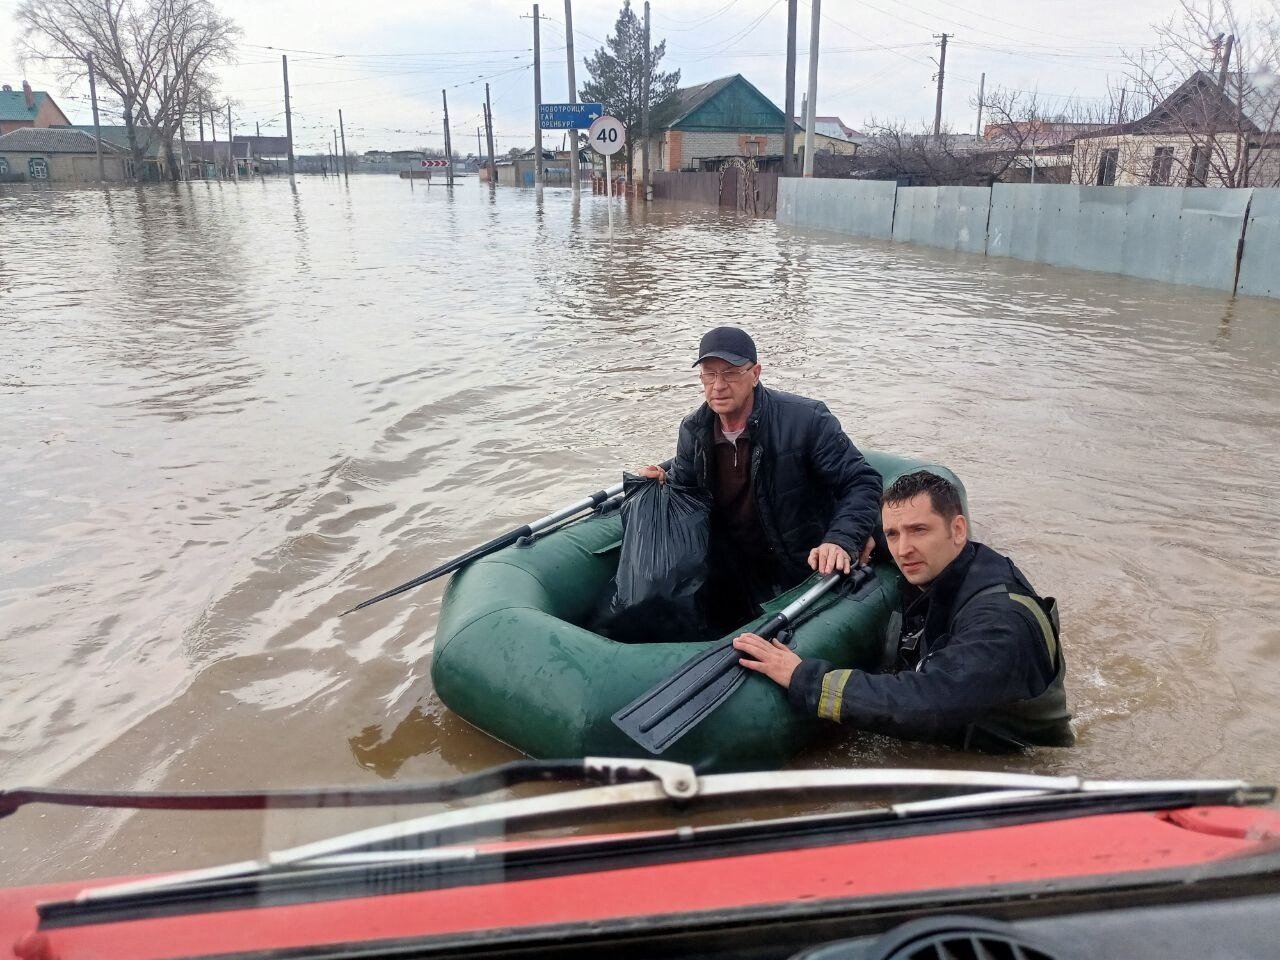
[{"xmin": 2, "ymin": 175, "xmax": 1279, "ymax": 884}]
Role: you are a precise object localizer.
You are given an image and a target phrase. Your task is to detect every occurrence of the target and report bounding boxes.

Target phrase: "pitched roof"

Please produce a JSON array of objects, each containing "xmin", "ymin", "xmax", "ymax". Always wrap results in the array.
[
  {"xmin": 62, "ymin": 124, "xmax": 166, "ymax": 158},
  {"xmin": 667, "ymin": 74, "xmax": 800, "ymax": 132},
  {"xmin": 669, "ymin": 76, "xmax": 738, "ymax": 127},
  {"xmin": 795, "ymin": 116, "xmax": 866, "ymax": 141},
  {"xmin": 1077, "ymin": 69, "xmax": 1280, "ymax": 140},
  {"xmin": 0, "ymin": 127, "xmax": 123, "ymax": 153},
  {"xmin": 0, "ymin": 88, "xmax": 48, "ymax": 122}
]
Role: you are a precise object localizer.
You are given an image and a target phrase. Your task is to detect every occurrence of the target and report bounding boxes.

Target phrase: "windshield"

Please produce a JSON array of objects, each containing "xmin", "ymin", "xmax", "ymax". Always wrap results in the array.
[{"xmin": 4, "ymin": 11, "xmax": 1280, "ymax": 906}]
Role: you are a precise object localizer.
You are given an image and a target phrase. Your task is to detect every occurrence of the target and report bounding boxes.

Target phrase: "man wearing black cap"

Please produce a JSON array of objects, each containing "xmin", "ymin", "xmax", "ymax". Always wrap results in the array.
[{"xmin": 640, "ymin": 326, "xmax": 883, "ymax": 630}]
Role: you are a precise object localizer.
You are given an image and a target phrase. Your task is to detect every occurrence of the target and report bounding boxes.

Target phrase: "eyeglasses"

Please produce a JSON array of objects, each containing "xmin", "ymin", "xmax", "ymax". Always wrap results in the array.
[{"xmin": 698, "ymin": 365, "xmax": 755, "ymax": 386}]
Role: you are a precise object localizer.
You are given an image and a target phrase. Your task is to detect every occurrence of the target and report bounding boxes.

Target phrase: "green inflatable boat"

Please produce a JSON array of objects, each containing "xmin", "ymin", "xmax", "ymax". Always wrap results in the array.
[{"xmin": 432, "ymin": 451, "xmax": 966, "ymax": 771}]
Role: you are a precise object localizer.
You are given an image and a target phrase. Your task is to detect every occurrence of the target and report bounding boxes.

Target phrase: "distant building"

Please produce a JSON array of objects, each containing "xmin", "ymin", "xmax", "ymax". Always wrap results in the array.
[
  {"xmin": 0, "ymin": 82, "xmax": 70, "ymax": 135},
  {"xmin": 0, "ymin": 127, "xmax": 128, "ymax": 182},
  {"xmin": 185, "ymin": 140, "xmax": 251, "ymax": 178},
  {"xmin": 61, "ymin": 125, "xmax": 167, "ymax": 179},
  {"xmin": 658, "ymin": 74, "xmax": 801, "ymax": 172},
  {"xmin": 497, "ymin": 148, "xmax": 579, "ymax": 186},
  {"xmin": 1069, "ymin": 71, "xmax": 1280, "ymax": 187},
  {"xmin": 793, "ymin": 114, "xmax": 866, "ymax": 155}
]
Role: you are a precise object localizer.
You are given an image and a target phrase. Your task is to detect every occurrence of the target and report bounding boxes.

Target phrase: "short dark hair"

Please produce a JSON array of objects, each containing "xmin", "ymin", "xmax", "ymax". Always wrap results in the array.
[{"xmin": 882, "ymin": 471, "xmax": 964, "ymax": 522}]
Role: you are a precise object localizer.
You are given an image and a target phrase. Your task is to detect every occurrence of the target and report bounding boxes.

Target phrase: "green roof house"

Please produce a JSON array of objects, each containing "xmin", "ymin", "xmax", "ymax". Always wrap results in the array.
[
  {"xmin": 0, "ymin": 81, "xmax": 71, "ymax": 135},
  {"xmin": 659, "ymin": 74, "xmax": 799, "ymax": 171}
]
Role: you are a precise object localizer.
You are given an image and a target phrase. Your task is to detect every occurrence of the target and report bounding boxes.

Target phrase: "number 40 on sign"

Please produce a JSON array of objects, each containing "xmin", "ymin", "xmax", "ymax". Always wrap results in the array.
[{"xmin": 588, "ymin": 116, "xmax": 626, "ymax": 156}]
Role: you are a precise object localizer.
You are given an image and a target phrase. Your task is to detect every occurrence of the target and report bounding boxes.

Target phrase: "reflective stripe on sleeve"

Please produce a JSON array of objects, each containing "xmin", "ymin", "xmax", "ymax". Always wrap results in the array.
[{"xmin": 817, "ymin": 669, "xmax": 854, "ymax": 722}]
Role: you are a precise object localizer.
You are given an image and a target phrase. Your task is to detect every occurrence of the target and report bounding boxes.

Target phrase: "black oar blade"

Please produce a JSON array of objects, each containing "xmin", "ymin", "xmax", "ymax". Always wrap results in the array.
[{"xmin": 612, "ymin": 640, "xmax": 749, "ymax": 755}]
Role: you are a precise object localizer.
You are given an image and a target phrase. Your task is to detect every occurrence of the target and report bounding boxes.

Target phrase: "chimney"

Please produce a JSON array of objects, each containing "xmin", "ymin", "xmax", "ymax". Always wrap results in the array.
[{"xmin": 23, "ymin": 80, "xmax": 34, "ymax": 110}]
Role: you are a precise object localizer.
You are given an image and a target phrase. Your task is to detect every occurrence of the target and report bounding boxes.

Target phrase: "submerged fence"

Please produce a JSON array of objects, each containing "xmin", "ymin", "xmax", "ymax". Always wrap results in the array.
[
  {"xmin": 653, "ymin": 169, "xmax": 780, "ymax": 216},
  {"xmin": 777, "ymin": 179, "xmax": 1280, "ymax": 299}
]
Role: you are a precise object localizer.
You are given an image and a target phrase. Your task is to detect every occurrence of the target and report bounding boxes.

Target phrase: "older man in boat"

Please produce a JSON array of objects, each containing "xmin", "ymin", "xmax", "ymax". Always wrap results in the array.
[
  {"xmin": 639, "ymin": 326, "xmax": 883, "ymax": 631},
  {"xmin": 734, "ymin": 470, "xmax": 1074, "ymax": 751}
]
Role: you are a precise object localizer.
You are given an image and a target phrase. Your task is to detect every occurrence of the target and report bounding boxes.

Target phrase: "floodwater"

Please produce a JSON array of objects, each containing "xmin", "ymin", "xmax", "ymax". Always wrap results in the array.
[{"xmin": 2, "ymin": 175, "xmax": 1278, "ymax": 885}]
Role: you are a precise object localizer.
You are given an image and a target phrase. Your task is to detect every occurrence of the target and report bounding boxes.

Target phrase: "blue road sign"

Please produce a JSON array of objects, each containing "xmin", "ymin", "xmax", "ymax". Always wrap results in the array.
[{"xmin": 539, "ymin": 102, "xmax": 605, "ymax": 129}]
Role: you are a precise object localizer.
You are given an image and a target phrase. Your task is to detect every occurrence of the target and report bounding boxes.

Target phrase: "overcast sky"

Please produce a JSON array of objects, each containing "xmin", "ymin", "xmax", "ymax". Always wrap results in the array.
[{"xmin": 2, "ymin": 0, "xmax": 1274, "ymax": 153}]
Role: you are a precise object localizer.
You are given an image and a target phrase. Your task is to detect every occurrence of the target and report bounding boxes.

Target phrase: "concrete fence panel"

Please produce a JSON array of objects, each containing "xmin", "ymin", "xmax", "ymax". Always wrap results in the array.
[
  {"xmin": 987, "ymin": 184, "xmax": 1252, "ymax": 291},
  {"xmin": 778, "ymin": 179, "xmax": 1273, "ymax": 299},
  {"xmin": 891, "ymin": 186, "xmax": 991, "ymax": 254},
  {"xmin": 1237, "ymin": 189, "xmax": 1280, "ymax": 298},
  {"xmin": 777, "ymin": 177, "xmax": 896, "ymax": 239}
]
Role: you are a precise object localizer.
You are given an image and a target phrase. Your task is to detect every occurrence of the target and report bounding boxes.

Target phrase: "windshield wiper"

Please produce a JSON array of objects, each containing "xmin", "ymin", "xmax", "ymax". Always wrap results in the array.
[
  {"xmin": 62, "ymin": 765, "xmax": 1270, "ymax": 909},
  {"xmin": 0, "ymin": 756, "xmax": 698, "ymax": 819}
]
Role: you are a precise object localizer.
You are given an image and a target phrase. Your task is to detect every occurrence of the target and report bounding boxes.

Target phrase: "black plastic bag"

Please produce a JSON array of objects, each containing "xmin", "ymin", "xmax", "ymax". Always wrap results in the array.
[{"xmin": 598, "ymin": 473, "xmax": 712, "ymax": 644}]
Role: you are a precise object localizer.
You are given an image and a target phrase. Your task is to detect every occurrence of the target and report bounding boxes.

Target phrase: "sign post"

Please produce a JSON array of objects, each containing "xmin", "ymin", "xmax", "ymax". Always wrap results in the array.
[{"xmin": 588, "ymin": 114, "xmax": 626, "ymax": 198}]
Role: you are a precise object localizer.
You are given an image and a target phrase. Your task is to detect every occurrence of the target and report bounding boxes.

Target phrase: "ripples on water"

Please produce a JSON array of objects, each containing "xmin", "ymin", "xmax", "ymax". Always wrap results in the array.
[{"xmin": 2, "ymin": 177, "xmax": 1278, "ymax": 882}]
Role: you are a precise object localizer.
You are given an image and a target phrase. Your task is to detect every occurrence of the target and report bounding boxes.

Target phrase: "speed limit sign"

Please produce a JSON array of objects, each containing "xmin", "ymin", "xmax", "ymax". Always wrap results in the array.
[{"xmin": 588, "ymin": 115, "xmax": 626, "ymax": 156}]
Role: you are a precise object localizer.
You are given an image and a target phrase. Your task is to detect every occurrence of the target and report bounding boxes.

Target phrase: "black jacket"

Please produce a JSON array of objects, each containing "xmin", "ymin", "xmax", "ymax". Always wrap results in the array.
[
  {"xmin": 669, "ymin": 385, "xmax": 883, "ymax": 583},
  {"xmin": 788, "ymin": 541, "xmax": 1074, "ymax": 751}
]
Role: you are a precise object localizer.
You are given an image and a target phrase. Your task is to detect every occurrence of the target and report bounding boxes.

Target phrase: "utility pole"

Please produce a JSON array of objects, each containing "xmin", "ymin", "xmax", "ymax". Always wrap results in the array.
[
  {"xmin": 282, "ymin": 56, "xmax": 295, "ymax": 178},
  {"xmin": 533, "ymin": 3, "xmax": 545, "ymax": 189},
  {"xmin": 198, "ymin": 106, "xmax": 205, "ymax": 141},
  {"xmin": 975, "ymin": 71, "xmax": 986, "ymax": 138},
  {"xmin": 477, "ymin": 126, "xmax": 483, "ymax": 158},
  {"xmin": 227, "ymin": 101, "xmax": 238, "ymax": 181},
  {"xmin": 565, "ymin": 0, "xmax": 581, "ymax": 192},
  {"xmin": 641, "ymin": 0, "xmax": 652, "ymax": 197},
  {"xmin": 256, "ymin": 121, "xmax": 261, "ymax": 137},
  {"xmin": 933, "ymin": 33, "xmax": 949, "ymax": 137},
  {"xmin": 442, "ymin": 89, "xmax": 455, "ymax": 186},
  {"xmin": 87, "ymin": 54, "xmax": 105, "ymax": 183},
  {"xmin": 1194, "ymin": 33, "xmax": 1234, "ymax": 186},
  {"xmin": 802, "ymin": 0, "xmax": 820, "ymax": 176},
  {"xmin": 339, "ymin": 108, "xmax": 350, "ymax": 180},
  {"xmin": 1116, "ymin": 86, "xmax": 1127, "ymax": 124},
  {"xmin": 333, "ymin": 128, "xmax": 339, "ymax": 174},
  {"xmin": 782, "ymin": 0, "xmax": 798, "ymax": 175},
  {"xmin": 485, "ymin": 83, "xmax": 498, "ymax": 181}
]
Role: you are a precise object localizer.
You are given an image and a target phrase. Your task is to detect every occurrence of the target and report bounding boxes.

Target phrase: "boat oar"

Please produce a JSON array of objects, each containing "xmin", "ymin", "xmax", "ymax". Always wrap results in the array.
[
  {"xmin": 612, "ymin": 565, "xmax": 875, "ymax": 756},
  {"xmin": 340, "ymin": 463, "xmax": 670, "ymax": 617}
]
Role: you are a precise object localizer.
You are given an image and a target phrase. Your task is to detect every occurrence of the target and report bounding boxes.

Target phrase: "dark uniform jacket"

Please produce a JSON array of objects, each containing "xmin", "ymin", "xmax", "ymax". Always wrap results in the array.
[
  {"xmin": 788, "ymin": 541, "xmax": 1074, "ymax": 751},
  {"xmin": 669, "ymin": 384, "xmax": 883, "ymax": 585}
]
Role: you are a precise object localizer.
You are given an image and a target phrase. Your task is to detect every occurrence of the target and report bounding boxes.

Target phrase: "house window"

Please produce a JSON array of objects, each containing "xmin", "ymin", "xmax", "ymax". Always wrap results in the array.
[
  {"xmin": 1186, "ymin": 145, "xmax": 1205, "ymax": 185},
  {"xmin": 1096, "ymin": 148, "xmax": 1118, "ymax": 186},
  {"xmin": 28, "ymin": 157, "xmax": 49, "ymax": 180},
  {"xmin": 1149, "ymin": 146, "xmax": 1175, "ymax": 185},
  {"xmin": 0, "ymin": 157, "xmax": 8, "ymax": 176}
]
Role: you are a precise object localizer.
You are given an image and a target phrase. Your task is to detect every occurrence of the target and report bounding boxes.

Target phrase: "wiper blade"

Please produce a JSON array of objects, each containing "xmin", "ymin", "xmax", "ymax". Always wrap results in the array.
[
  {"xmin": 70, "ymin": 766, "xmax": 1270, "ymax": 909},
  {"xmin": 0, "ymin": 757, "xmax": 697, "ymax": 820}
]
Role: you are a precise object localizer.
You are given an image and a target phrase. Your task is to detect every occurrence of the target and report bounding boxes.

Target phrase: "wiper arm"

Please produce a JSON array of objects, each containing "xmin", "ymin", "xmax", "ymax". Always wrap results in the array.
[
  {"xmin": 70, "ymin": 767, "xmax": 1269, "ymax": 909},
  {"xmin": 0, "ymin": 756, "xmax": 698, "ymax": 820}
]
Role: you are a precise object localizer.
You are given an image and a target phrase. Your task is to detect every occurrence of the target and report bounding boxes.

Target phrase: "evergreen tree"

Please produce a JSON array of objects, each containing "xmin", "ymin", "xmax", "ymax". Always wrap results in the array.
[{"xmin": 580, "ymin": 0, "xmax": 681, "ymax": 177}]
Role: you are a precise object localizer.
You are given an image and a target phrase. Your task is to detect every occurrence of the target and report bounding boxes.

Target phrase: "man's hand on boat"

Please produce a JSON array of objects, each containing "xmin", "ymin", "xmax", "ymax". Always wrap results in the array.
[
  {"xmin": 734, "ymin": 632, "xmax": 802, "ymax": 688},
  {"xmin": 638, "ymin": 463, "xmax": 667, "ymax": 483}
]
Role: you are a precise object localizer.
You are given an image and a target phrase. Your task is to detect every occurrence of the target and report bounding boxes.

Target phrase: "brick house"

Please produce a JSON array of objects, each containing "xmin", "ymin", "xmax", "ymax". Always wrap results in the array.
[
  {"xmin": 656, "ymin": 74, "xmax": 799, "ymax": 172},
  {"xmin": 0, "ymin": 82, "xmax": 71, "ymax": 135}
]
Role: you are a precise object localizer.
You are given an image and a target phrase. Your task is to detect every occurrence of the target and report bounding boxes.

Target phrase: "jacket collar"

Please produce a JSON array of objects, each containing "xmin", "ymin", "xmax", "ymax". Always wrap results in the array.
[{"xmin": 904, "ymin": 541, "xmax": 977, "ymax": 629}]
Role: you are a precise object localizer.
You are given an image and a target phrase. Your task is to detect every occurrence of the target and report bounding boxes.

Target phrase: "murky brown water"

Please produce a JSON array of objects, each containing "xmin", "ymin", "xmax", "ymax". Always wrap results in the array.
[{"xmin": 2, "ymin": 176, "xmax": 1279, "ymax": 885}]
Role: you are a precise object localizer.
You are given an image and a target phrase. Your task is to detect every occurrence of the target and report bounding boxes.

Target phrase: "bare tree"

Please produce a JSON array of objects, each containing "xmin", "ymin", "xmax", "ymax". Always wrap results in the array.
[
  {"xmin": 16, "ymin": 0, "xmax": 239, "ymax": 182},
  {"xmin": 856, "ymin": 94, "xmax": 1050, "ymax": 185}
]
